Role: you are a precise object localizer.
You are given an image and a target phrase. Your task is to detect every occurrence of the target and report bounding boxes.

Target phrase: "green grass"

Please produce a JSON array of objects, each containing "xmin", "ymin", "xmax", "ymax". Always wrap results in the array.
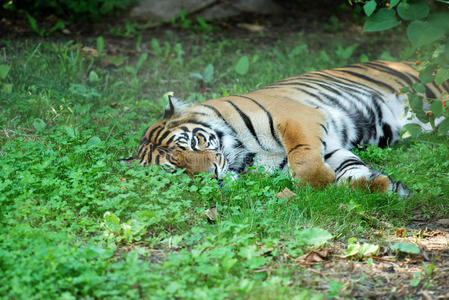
[{"xmin": 1, "ymin": 32, "xmax": 448, "ymax": 299}]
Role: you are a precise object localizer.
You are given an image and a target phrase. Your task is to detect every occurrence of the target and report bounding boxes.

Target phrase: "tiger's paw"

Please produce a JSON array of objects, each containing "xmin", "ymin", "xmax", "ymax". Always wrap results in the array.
[
  {"xmin": 350, "ymin": 175, "xmax": 411, "ymax": 198},
  {"xmin": 293, "ymin": 162, "xmax": 336, "ymax": 189}
]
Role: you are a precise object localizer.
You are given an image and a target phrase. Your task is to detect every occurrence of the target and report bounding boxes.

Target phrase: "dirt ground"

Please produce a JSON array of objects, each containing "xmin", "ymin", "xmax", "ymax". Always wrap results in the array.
[{"xmin": 302, "ymin": 229, "xmax": 449, "ymax": 299}]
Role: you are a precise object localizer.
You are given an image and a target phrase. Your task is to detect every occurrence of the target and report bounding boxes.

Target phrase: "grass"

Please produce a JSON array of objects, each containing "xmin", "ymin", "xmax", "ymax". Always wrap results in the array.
[{"xmin": 1, "ymin": 30, "xmax": 448, "ymax": 299}]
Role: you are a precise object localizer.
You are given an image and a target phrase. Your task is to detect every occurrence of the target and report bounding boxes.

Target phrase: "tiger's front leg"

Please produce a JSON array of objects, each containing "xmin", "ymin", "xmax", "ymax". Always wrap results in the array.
[
  {"xmin": 324, "ymin": 148, "xmax": 411, "ymax": 197},
  {"xmin": 278, "ymin": 119, "xmax": 335, "ymax": 188}
]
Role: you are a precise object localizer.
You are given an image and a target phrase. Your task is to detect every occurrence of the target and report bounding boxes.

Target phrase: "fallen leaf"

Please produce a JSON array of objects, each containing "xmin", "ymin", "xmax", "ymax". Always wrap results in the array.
[
  {"xmin": 396, "ymin": 227, "xmax": 406, "ymax": 237},
  {"xmin": 298, "ymin": 249, "xmax": 329, "ymax": 264},
  {"xmin": 101, "ymin": 55, "xmax": 126, "ymax": 67},
  {"xmin": 422, "ymin": 229, "xmax": 445, "ymax": 237},
  {"xmin": 372, "ymin": 256, "xmax": 396, "ymax": 262},
  {"xmin": 81, "ymin": 46, "xmax": 98, "ymax": 58},
  {"xmin": 238, "ymin": 23, "xmax": 265, "ymax": 32},
  {"xmin": 109, "ymin": 102, "xmax": 118, "ymax": 108},
  {"xmin": 205, "ymin": 206, "xmax": 218, "ymax": 223},
  {"xmin": 276, "ymin": 187, "xmax": 297, "ymax": 199}
]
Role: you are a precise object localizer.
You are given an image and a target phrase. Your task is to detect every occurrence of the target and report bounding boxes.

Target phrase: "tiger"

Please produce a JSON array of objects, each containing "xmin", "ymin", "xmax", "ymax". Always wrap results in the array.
[{"xmin": 123, "ymin": 60, "xmax": 449, "ymax": 197}]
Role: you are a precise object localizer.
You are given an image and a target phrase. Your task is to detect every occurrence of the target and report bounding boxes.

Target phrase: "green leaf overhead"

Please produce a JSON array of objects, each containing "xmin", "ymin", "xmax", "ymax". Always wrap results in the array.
[
  {"xmin": 427, "ymin": 13, "xmax": 449, "ymax": 34},
  {"xmin": 430, "ymin": 101, "xmax": 443, "ymax": 118},
  {"xmin": 363, "ymin": 8, "xmax": 401, "ymax": 32},
  {"xmin": 390, "ymin": 0, "xmax": 401, "ymax": 8},
  {"xmin": 419, "ymin": 65, "xmax": 437, "ymax": 84},
  {"xmin": 364, "ymin": 0, "xmax": 377, "ymax": 17},
  {"xmin": 407, "ymin": 21, "xmax": 446, "ymax": 48},
  {"xmin": 435, "ymin": 68, "xmax": 449, "ymax": 85},
  {"xmin": 438, "ymin": 118, "xmax": 449, "ymax": 135},
  {"xmin": 401, "ymin": 123, "xmax": 423, "ymax": 137},
  {"xmin": 397, "ymin": 0, "xmax": 430, "ymax": 20}
]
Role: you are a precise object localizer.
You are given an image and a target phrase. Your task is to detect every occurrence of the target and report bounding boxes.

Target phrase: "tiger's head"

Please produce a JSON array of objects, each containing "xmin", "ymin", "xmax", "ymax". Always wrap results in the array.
[{"xmin": 125, "ymin": 96, "xmax": 228, "ymax": 178}]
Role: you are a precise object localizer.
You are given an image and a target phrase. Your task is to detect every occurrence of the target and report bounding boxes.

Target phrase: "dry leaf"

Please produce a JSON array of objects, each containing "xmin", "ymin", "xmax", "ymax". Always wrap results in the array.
[
  {"xmin": 205, "ymin": 205, "xmax": 218, "ymax": 223},
  {"xmin": 81, "ymin": 46, "xmax": 98, "ymax": 58},
  {"xmin": 101, "ymin": 56, "xmax": 126, "ymax": 67},
  {"xmin": 238, "ymin": 23, "xmax": 265, "ymax": 32},
  {"xmin": 396, "ymin": 227, "xmax": 406, "ymax": 237},
  {"xmin": 298, "ymin": 249, "xmax": 329, "ymax": 264},
  {"xmin": 276, "ymin": 187, "xmax": 297, "ymax": 199},
  {"xmin": 372, "ymin": 256, "xmax": 396, "ymax": 262}
]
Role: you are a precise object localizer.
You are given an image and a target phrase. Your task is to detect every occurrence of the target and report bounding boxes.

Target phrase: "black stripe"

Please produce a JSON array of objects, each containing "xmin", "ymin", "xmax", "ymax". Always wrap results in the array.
[
  {"xmin": 157, "ymin": 130, "xmax": 171, "ymax": 144},
  {"xmin": 155, "ymin": 155, "xmax": 160, "ymax": 165},
  {"xmin": 200, "ymin": 104, "xmax": 238, "ymax": 135},
  {"xmin": 147, "ymin": 145, "xmax": 153, "ymax": 163},
  {"xmin": 119, "ymin": 156, "xmax": 135, "ymax": 161},
  {"xmin": 192, "ymin": 127, "xmax": 208, "ymax": 135},
  {"xmin": 184, "ymin": 120, "xmax": 214, "ymax": 129},
  {"xmin": 378, "ymin": 123, "xmax": 393, "ymax": 148},
  {"xmin": 336, "ymin": 166, "xmax": 362, "ymax": 182},
  {"xmin": 334, "ymin": 158, "xmax": 365, "ymax": 174},
  {"xmin": 225, "ymin": 100, "xmax": 267, "ymax": 150},
  {"xmin": 244, "ymin": 153, "xmax": 256, "ymax": 168},
  {"xmin": 234, "ymin": 95, "xmax": 284, "ymax": 147},
  {"xmin": 324, "ymin": 149, "xmax": 339, "ymax": 160},
  {"xmin": 336, "ymin": 70, "xmax": 396, "ymax": 93},
  {"xmin": 152, "ymin": 127, "xmax": 165, "ymax": 144},
  {"xmin": 190, "ymin": 112, "xmax": 207, "ymax": 116},
  {"xmin": 432, "ymin": 81, "xmax": 443, "ymax": 93},
  {"xmin": 320, "ymin": 123, "xmax": 328, "ymax": 134},
  {"xmin": 288, "ymin": 143, "xmax": 310, "ymax": 155},
  {"xmin": 310, "ymin": 71, "xmax": 385, "ymax": 99},
  {"xmin": 139, "ymin": 148, "xmax": 148, "ymax": 163},
  {"xmin": 425, "ymin": 86, "xmax": 437, "ymax": 99},
  {"xmin": 191, "ymin": 136, "xmax": 197, "ymax": 150},
  {"xmin": 165, "ymin": 135, "xmax": 175, "ymax": 146},
  {"xmin": 279, "ymin": 156, "xmax": 288, "ymax": 170},
  {"xmin": 441, "ymin": 80, "xmax": 448, "ymax": 91},
  {"xmin": 147, "ymin": 125, "xmax": 163, "ymax": 142},
  {"xmin": 363, "ymin": 62, "xmax": 414, "ymax": 86}
]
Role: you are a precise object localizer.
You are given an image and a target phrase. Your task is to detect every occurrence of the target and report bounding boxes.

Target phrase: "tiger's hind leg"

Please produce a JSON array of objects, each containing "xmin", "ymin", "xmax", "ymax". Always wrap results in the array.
[{"xmin": 324, "ymin": 148, "xmax": 411, "ymax": 197}]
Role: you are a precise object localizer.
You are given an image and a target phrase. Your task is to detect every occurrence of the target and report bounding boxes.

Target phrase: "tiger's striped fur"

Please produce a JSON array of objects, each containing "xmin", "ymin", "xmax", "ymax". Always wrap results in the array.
[{"xmin": 125, "ymin": 61, "xmax": 449, "ymax": 196}]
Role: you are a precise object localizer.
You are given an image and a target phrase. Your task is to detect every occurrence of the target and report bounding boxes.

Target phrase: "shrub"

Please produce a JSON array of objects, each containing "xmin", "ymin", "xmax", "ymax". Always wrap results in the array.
[{"xmin": 3, "ymin": 0, "xmax": 137, "ymax": 21}]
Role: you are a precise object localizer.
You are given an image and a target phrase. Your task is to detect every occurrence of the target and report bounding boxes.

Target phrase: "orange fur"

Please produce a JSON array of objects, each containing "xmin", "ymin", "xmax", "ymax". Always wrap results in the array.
[
  {"xmin": 277, "ymin": 119, "xmax": 335, "ymax": 188},
  {"xmin": 350, "ymin": 176, "xmax": 391, "ymax": 193}
]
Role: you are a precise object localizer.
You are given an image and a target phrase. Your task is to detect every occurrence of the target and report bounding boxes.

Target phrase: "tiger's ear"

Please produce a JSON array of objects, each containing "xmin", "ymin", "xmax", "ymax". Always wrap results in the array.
[{"xmin": 164, "ymin": 95, "xmax": 189, "ymax": 119}]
